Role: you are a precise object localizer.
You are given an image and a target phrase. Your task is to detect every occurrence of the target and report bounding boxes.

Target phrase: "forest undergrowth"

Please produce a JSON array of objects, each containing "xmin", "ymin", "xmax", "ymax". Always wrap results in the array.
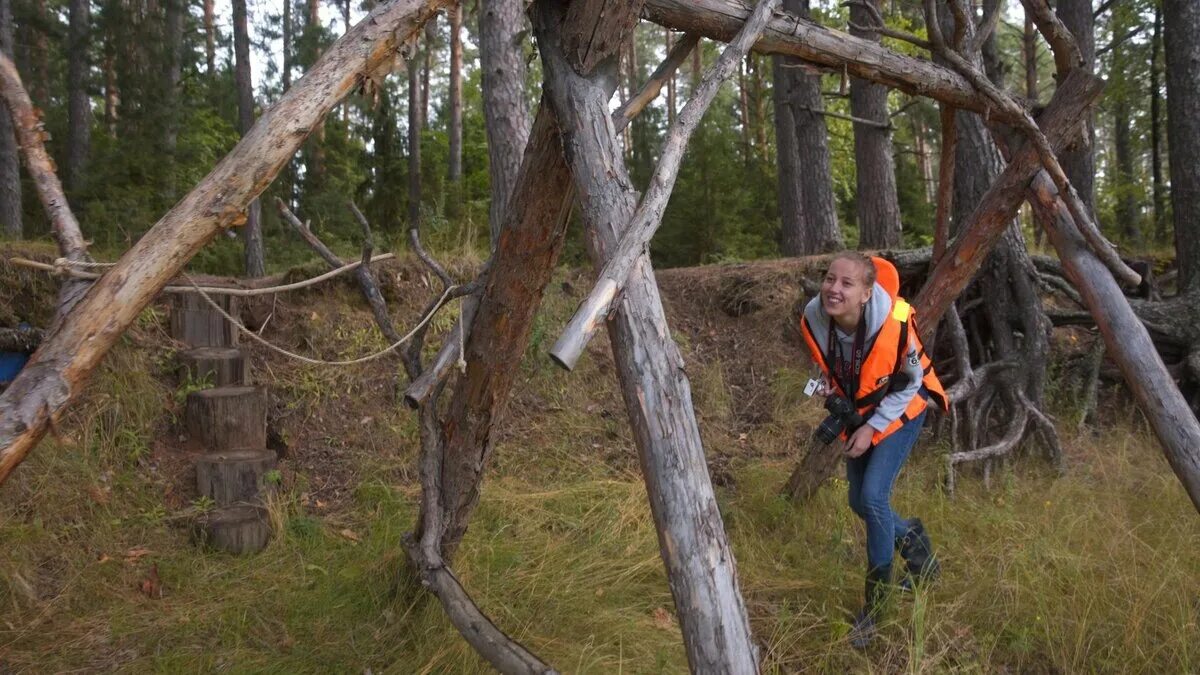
[{"xmin": 0, "ymin": 247, "xmax": 1196, "ymax": 673}]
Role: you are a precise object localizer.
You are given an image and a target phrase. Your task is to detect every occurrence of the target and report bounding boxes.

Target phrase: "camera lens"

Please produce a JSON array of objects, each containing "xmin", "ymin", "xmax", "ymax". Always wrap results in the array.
[{"xmin": 815, "ymin": 414, "xmax": 844, "ymax": 445}]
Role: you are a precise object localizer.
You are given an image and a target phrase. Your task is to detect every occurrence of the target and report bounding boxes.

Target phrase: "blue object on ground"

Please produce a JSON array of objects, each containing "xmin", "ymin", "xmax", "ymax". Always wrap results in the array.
[{"xmin": 0, "ymin": 351, "xmax": 29, "ymax": 385}]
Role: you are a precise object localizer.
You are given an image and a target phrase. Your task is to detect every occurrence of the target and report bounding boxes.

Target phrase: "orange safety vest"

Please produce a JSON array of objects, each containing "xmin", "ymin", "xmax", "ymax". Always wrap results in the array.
[{"xmin": 800, "ymin": 296, "xmax": 949, "ymax": 445}]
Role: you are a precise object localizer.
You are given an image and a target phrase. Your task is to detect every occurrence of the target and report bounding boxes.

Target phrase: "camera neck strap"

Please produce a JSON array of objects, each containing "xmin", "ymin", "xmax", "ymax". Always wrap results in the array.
[{"xmin": 827, "ymin": 313, "xmax": 867, "ymax": 398}]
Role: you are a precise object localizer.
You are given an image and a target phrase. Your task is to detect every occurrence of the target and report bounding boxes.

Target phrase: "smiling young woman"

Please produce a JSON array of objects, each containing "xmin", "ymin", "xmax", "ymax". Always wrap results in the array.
[{"xmin": 798, "ymin": 251, "xmax": 949, "ymax": 648}]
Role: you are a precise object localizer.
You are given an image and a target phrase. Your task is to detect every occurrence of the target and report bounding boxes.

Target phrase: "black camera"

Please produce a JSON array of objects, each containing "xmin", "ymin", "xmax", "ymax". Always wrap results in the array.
[{"xmin": 815, "ymin": 394, "xmax": 865, "ymax": 445}]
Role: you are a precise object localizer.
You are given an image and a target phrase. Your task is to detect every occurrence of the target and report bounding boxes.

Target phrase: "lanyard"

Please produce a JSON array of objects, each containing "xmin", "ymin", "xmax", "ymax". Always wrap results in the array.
[{"xmin": 827, "ymin": 314, "xmax": 867, "ymax": 398}]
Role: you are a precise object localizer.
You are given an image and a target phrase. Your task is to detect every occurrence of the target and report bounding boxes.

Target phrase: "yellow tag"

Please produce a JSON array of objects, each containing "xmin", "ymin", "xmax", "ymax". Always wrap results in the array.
[{"xmin": 892, "ymin": 299, "xmax": 912, "ymax": 321}]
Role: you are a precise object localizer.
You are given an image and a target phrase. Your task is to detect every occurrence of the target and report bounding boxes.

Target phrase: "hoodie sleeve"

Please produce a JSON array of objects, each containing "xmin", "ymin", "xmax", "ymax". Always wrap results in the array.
[
  {"xmin": 802, "ymin": 295, "xmax": 830, "ymax": 363},
  {"xmin": 866, "ymin": 330, "xmax": 924, "ymax": 432}
]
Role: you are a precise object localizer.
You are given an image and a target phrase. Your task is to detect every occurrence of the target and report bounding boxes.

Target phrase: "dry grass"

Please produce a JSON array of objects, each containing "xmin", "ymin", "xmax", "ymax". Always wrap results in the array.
[{"xmin": 1, "ymin": 253, "xmax": 1197, "ymax": 673}]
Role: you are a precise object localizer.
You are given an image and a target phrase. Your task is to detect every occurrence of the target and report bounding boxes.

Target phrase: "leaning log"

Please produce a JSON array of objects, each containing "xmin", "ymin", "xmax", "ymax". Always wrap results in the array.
[
  {"xmin": 536, "ymin": 1, "xmax": 757, "ymax": 671},
  {"xmin": 1028, "ymin": 173, "xmax": 1200, "ymax": 512},
  {"xmin": 0, "ymin": 54, "xmax": 90, "ymax": 319},
  {"xmin": 0, "ymin": 0, "xmax": 450, "ymax": 485},
  {"xmin": 913, "ymin": 68, "xmax": 1103, "ymax": 334}
]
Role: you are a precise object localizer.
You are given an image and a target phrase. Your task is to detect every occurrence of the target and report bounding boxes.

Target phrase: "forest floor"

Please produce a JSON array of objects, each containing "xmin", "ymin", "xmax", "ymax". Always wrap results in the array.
[{"xmin": 0, "ymin": 244, "xmax": 1197, "ymax": 673}]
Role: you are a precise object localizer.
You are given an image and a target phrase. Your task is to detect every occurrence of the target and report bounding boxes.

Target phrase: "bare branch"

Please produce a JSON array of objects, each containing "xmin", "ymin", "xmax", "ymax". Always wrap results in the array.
[
  {"xmin": 791, "ymin": 103, "xmax": 892, "ymax": 129},
  {"xmin": 1019, "ymin": 0, "xmax": 1082, "ymax": 76},
  {"xmin": 614, "ymin": 33, "xmax": 700, "ymax": 124}
]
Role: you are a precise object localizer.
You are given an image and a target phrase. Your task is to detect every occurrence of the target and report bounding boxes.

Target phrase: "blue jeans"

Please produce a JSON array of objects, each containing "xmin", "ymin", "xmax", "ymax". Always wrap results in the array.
[{"xmin": 846, "ymin": 410, "xmax": 927, "ymax": 570}]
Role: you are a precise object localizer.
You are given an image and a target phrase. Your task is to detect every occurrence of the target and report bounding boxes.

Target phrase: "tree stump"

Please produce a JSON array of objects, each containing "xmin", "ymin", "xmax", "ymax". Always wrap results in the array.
[
  {"xmin": 196, "ymin": 448, "xmax": 277, "ymax": 505},
  {"xmin": 178, "ymin": 347, "xmax": 247, "ymax": 387},
  {"xmin": 185, "ymin": 386, "xmax": 266, "ymax": 451},
  {"xmin": 193, "ymin": 504, "xmax": 272, "ymax": 554},
  {"xmin": 170, "ymin": 293, "xmax": 239, "ymax": 347}
]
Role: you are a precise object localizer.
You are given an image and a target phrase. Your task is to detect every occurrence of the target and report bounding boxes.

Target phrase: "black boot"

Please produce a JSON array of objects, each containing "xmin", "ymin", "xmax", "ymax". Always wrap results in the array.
[
  {"xmin": 849, "ymin": 564, "xmax": 891, "ymax": 649},
  {"xmin": 897, "ymin": 519, "xmax": 940, "ymax": 590}
]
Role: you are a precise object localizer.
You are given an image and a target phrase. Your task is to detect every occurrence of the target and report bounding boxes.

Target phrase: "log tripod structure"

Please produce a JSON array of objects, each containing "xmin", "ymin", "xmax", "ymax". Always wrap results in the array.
[{"xmin": 172, "ymin": 293, "xmax": 276, "ymax": 555}]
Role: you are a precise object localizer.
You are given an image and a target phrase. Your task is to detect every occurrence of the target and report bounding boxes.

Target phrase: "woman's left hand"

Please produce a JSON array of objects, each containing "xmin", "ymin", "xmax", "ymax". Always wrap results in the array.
[{"xmin": 844, "ymin": 425, "xmax": 874, "ymax": 458}]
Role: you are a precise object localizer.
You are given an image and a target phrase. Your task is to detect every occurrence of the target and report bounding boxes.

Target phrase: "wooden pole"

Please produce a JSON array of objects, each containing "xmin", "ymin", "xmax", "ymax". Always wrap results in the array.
[{"xmin": 535, "ymin": 1, "xmax": 758, "ymax": 670}]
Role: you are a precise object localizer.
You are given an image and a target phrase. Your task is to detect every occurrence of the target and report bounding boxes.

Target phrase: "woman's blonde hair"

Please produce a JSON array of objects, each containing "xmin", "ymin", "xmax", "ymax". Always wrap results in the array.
[{"xmin": 828, "ymin": 251, "xmax": 877, "ymax": 287}]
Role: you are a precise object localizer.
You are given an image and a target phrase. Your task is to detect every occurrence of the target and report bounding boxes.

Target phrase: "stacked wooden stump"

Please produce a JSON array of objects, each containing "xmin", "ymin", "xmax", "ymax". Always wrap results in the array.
[{"xmin": 171, "ymin": 293, "xmax": 276, "ymax": 554}]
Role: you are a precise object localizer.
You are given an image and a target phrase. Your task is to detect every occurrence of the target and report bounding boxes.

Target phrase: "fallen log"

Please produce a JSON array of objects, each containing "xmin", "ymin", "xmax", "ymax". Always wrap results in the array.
[
  {"xmin": 0, "ymin": 0, "xmax": 450, "ymax": 485},
  {"xmin": 536, "ymin": 1, "xmax": 757, "ymax": 670}
]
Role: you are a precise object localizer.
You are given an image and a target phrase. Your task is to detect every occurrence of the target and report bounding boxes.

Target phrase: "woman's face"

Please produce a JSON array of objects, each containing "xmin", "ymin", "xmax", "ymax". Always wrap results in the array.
[{"xmin": 821, "ymin": 258, "xmax": 872, "ymax": 321}]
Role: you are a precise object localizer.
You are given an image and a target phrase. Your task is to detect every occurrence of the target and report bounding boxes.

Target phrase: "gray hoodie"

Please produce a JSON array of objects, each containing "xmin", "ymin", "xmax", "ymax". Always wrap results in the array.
[{"xmin": 803, "ymin": 282, "xmax": 924, "ymax": 432}]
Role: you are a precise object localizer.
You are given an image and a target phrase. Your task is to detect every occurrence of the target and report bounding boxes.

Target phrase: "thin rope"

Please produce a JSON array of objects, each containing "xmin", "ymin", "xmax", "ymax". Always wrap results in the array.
[
  {"xmin": 11, "ymin": 253, "xmax": 396, "ymax": 297},
  {"xmin": 183, "ymin": 272, "xmax": 460, "ymax": 367}
]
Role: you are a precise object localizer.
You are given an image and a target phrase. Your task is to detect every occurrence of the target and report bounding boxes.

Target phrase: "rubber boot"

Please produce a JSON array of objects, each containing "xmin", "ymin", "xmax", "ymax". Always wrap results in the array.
[
  {"xmin": 897, "ymin": 518, "xmax": 940, "ymax": 590},
  {"xmin": 849, "ymin": 564, "xmax": 891, "ymax": 649}
]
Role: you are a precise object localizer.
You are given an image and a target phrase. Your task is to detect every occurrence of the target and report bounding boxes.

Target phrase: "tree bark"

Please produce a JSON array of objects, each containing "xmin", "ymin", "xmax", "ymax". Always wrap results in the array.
[
  {"xmin": 0, "ymin": 0, "xmax": 450, "ymax": 486},
  {"xmin": 665, "ymin": 28, "xmax": 677, "ymax": 124},
  {"xmin": 534, "ymin": 2, "xmax": 757, "ymax": 670},
  {"xmin": 479, "ymin": 0, "xmax": 531, "ymax": 249},
  {"xmin": 849, "ymin": 0, "xmax": 901, "ymax": 248},
  {"xmin": 233, "ymin": 0, "xmax": 265, "ymax": 278},
  {"xmin": 66, "ymin": 0, "xmax": 90, "ymax": 195},
  {"xmin": 447, "ymin": 3, "xmax": 463, "ymax": 187},
  {"xmin": 773, "ymin": 0, "xmax": 841, "ymax": 256},
  {"xmin": 103, "ymin": 46, "xmax": 118, "ymax": 136},
  {"xmin": 0, "ymin": 0, "xmax": 18, "ymax": 239},
  {"xmin": 1055, "ymin": 0, "xmax": 1096, "ymax": 217},
  {"xmin": 421, "ymin": 19, "xmax": 434, "ymax": 130},
  {"xmin": 1164, "ymin": 0, "xmax": 1200, "ymax": 293}
]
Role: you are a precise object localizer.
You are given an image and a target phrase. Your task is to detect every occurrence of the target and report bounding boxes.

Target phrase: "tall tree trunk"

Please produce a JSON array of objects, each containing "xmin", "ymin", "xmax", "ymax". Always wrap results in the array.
[
  {"xmin": 1023, "ymin": 12, "xmax": 1038, "ymax": 101},
  {"xmin": 162, "ymin": 0, "xmax": 183, "ymax": 156},
  {"xmin": 103, "ymin": 45, "xmax": 118, "ymax": 136},
  {"xmin": 1056, "ymin": 0, "xmax": 1096, "ymax": 217},
  {"xmin": 1113, "ymin": 97, "xmax": 1139, "ymax": 243},
  {"xmin": 66, "ymin": 0, "xmax": 90, "ymax": 196},
  {"xmin": 203, "ymin": 0, "xmax": 215, "ymax": 78},
  {"xmin": 1165, "ymin": 0, "xmax": 1200, "ymax": 293},
  {"xmin": 914, "ymin": 116, "xmax": 934, "ymax": 205},
  {"xmin": 306, "ymin": 0, "xmax": 326, "ymax": 188},
  {"xmin": 479, "ymin": 0, "xmax": 530, "ymax": 248},
  {"xmin": 665, "ymin": 27, "xmax": 676, "ymax": 124},
  {"xmin": 738, "ymin": 55, "xmax": 751, "ymax": 165},
  {"xmin": 407, "ymin": 55, "xmax": 421, "ymax": 228},
  {"xmin": 1151, "ymin": 1, "xmax": 1166, "ymax": 243},
  {"xmin": 773, "ymin": 0, "xmax": 841, "ymax": 255},
  {"xmin": 233, "ymin": 0, "xmax": 264, "ymax": 277},
  {"xmin": 422, "ymin": 18, "xmax": 434, "ymax": 130},
  {"xmin": 282, "ymin": 0, "xmax": 291, "ymax": 91},
  {"xmin": 849, "ymin": 0, "xmax": 901, "ymax": 248},
  {"xmin": 447, "ymin": 3, "xmax": 462, "ymax": 187},
  {"xmin": 372, "ymin": 85, "xmax": 398, "ymax": 228},
  {"xmin": 0, "ymin": 0, "xmax": 19, "ymax": 238},
  {"xmin": 28, "ymin": 0, "xmax": 48, "ymax": 106}
]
